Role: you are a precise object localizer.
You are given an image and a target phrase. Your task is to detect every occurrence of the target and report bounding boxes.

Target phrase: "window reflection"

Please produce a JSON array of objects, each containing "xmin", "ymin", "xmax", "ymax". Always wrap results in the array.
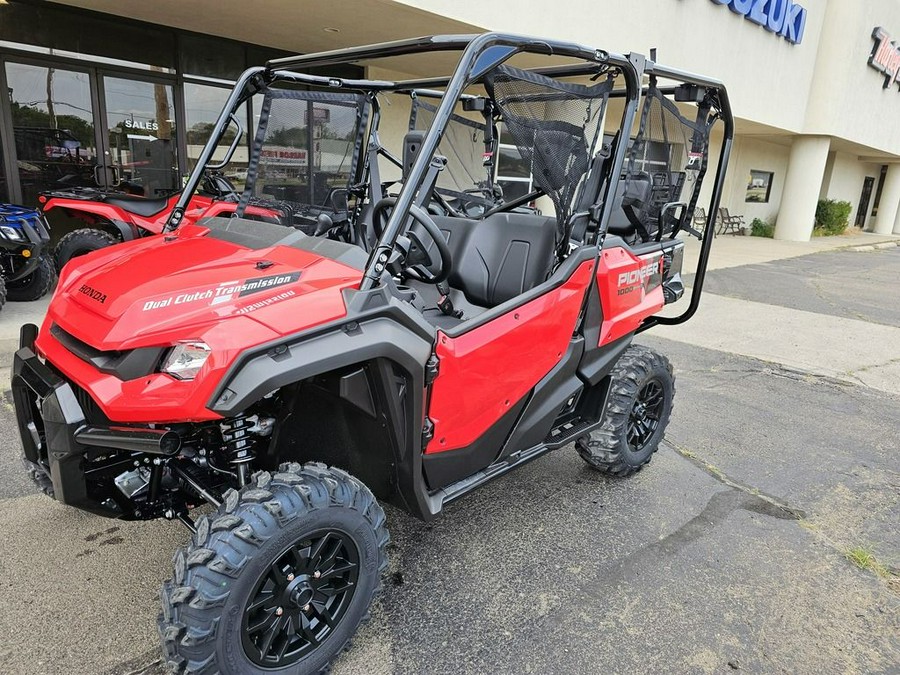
[
  {"xmin": 5, "ymin": 62, "xmax": 98, "ymax": 205},
  {"xmin": 104, "ymin": 76, "xmax": 178, "ymax": 197}
]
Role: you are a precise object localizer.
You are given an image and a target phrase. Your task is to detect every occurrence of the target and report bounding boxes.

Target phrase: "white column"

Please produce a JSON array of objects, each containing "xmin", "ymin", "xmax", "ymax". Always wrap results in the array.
[
  {"xmin": 874, "ymin": 164, "xmax": 900, "ymax": 235},
  {"xmin": 774, "ymin": 136, "xmax": 831, "ymax": 242}
]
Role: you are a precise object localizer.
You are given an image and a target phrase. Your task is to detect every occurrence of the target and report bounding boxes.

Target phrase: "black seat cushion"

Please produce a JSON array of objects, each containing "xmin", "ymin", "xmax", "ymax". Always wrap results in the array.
[
  {"xmin": 431, "ymin": 212, "xmax": 557, "ymax": 308},
  {"xmin": 103, "ymin": 194, "xmax": 172, "ymax": 218}
]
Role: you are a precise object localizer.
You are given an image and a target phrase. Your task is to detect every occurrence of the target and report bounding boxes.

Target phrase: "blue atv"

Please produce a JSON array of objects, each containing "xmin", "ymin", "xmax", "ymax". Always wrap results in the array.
[{"xmin": 0, "ymin": 204, "xmax": 57, "ymax": 308}]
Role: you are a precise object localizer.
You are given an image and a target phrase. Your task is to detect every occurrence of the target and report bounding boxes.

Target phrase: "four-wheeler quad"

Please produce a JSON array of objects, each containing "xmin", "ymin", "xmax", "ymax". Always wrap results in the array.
[
  {"xmin": 0, "ymin": 203, "xmax": 57, "ymax": 309},
  {"xmin": 41, "ymin": 172, "xmax": 295, "ymax": 271},
  {"xmin": 12, "ymin": 33, "xmax": 733, "ymax": 674}
]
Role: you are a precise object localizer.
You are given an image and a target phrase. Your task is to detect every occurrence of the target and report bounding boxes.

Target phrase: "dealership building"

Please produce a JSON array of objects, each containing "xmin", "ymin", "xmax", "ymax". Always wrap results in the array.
[{"xmin": 1, "ymin": 0, "xmax": 899, "ymax": 241}]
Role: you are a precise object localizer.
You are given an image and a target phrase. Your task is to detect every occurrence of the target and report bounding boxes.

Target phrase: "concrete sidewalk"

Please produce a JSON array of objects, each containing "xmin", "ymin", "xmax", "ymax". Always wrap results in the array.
[
  {"xmin": 681, "ymin": 229, "xmax": 900, "ymax": 272},
  {"xmin": 656, "ymin": 232, "xmax": 900, "ymax": 397}
]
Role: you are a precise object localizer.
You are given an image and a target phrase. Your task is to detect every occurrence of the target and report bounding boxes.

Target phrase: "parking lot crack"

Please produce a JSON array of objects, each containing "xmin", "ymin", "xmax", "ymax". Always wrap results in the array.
[{"xmin": 664, "ymin": 438, "xmax": 805, "ymax": 520}]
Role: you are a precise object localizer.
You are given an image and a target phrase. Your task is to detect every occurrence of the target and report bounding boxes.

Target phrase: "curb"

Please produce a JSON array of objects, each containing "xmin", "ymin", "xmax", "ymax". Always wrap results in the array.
[{"xmin": 847, "ymin": 240, "xmax": 900, "ymax": 252}]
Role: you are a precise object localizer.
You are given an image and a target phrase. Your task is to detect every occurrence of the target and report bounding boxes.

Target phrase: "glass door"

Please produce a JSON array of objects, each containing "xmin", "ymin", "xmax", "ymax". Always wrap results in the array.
[
  {"xmin": 101, "ymin": 75, "xmax": 179, "ymax": 197},
  {"xmin": 4, "ymin": 61, "xmax": 99, "ymax": 205}
]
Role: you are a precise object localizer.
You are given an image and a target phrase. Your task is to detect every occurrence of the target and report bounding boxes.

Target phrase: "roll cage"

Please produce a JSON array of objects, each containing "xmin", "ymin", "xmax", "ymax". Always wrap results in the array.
[{"xmin": 168, "ymin": 32, "xmax": 734, "ymax": 329}]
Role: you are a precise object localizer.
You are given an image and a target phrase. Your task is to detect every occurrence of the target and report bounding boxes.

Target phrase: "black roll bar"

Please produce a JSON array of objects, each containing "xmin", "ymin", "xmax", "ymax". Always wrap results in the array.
[{"xmin": 167, "ymin": 32, "xmax": 733, "ymax": 330}]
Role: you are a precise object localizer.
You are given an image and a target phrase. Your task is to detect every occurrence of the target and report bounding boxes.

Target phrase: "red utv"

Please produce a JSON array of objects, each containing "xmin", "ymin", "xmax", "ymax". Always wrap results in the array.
[{"xmin": 12, "ymin": 33, "xmax": 732, "ymax": 674}]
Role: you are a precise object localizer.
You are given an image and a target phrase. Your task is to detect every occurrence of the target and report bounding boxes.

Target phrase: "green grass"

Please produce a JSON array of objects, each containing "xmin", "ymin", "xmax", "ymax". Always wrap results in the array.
[{"xmin": 845, "ymin": 546, "xmax": 891, "ymax": 578}]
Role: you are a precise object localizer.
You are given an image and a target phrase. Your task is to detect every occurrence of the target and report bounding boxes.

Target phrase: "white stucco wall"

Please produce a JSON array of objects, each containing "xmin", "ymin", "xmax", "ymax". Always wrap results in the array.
[
  {"xmin": 804, "ymin": 0, "xmax": 900, "ymax": 156},
  {"xmin": 819, "ymin": 152, "xmax": 882, "ymax": 229},
  {"xmin": 722, "ymin": 136, "xmax": 791, "ymax": 226}
]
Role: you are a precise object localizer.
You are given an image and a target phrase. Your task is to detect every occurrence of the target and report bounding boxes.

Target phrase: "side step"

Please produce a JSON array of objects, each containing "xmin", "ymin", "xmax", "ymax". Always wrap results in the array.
[{"xmin": 427, "ymin": 418, "xmax": 602, "ymax": 512}]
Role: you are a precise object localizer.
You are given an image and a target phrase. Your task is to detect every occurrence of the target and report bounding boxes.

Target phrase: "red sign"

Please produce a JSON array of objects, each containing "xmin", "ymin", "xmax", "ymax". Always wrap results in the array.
[{"xmin": 869, "ymin": 27, "xmax": 900, "ymax": 91}]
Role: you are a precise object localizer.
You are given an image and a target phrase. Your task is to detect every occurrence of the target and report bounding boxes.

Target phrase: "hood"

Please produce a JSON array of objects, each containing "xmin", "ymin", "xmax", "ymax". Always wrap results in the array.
[{"xmin": 49, "ymin": 230, "xmax": 364, "ymax": 351}]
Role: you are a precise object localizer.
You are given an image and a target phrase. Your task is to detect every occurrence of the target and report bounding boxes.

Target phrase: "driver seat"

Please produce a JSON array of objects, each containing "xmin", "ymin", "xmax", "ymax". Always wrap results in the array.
[{"xmin": 431, "ymin": 211, "xmax": 557, "ymax": 308}]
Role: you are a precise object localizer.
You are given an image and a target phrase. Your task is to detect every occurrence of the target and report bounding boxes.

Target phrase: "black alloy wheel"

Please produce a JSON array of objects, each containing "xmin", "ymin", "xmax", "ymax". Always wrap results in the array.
[
  {"xmin": 626, "ymin": 379, "xmax": 665, "ymax": 452},
  {"xmin": 242, "ymin": 529, "xmax": 360, "ymax": 668}
]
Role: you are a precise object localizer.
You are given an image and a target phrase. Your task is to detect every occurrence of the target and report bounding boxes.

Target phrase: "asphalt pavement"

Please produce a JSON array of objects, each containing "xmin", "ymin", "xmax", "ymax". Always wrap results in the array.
[{"xmin": 0, "ymin": 239, "xmax": 897, "ymax": 674}]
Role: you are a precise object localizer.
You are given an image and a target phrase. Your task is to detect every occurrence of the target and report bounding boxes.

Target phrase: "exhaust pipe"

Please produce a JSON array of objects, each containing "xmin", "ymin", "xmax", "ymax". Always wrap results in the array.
[{"xmin": 75, "ymin": 425, "xmax": 181, "ymax": 456}]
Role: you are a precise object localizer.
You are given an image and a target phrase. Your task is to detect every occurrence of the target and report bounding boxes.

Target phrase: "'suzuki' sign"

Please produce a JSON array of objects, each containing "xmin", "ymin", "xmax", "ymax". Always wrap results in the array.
[
  {"xmin": 710, "ymin": 0, "xmax": 807, "ymax": 44},
  {"xmin": 869, "ymin": 27, "xmax": 900, "ymax": 91}
]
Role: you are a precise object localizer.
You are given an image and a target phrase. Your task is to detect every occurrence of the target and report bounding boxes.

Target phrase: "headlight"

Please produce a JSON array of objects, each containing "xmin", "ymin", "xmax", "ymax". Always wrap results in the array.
[
  {"xmin": 0, "ymin": 225, "xmax": 24, "ymax": 241},
  {"xmin": 161, "ymin": 341, "xmax": 211, "ymax": 380}
]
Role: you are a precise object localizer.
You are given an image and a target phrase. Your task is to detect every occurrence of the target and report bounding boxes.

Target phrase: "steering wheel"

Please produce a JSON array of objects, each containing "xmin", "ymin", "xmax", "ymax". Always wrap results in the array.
[{"xmin": 372, "ymin": 197, "xmax": 452, "ymax": 285}]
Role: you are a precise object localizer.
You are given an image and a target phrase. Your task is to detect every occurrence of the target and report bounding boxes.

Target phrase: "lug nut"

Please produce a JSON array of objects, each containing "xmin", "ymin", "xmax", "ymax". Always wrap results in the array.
[
  {"xmin": 303, "ymin": 604, "xmax": 310, "ymax": 612},
  {"xmin": 313, "ymin": 571, "xmax": 321, "ymax": 579},
  {"xmin": 287, "ymin": 573, "xmax": 295, "ymax": 581},
  {"xmin": 275, "ymin": 607, "xmax": 283, "ymax": 616}
]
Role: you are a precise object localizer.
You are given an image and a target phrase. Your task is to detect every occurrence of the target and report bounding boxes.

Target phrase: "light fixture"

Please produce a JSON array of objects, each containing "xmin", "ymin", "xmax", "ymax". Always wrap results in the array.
[{"xmin": 323, "ymin": 27, "xmax": 341, "ymax": 33}]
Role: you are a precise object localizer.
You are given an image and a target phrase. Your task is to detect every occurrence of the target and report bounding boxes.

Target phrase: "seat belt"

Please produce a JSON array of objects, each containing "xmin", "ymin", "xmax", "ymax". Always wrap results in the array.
[{"xmin": 436, "ymin": 280, "xmax": 463, "ymax": 318}]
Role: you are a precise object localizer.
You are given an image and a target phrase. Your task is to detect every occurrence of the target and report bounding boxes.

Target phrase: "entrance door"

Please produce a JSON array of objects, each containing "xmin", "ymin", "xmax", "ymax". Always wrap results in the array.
[
  {"xmin": 856, "ymin": 176, "xmax": 875, "ymax": 228},
  {"xmin": 4, "ymin": 61, "xmax": 100, "ymax": 205},
  {"xmin": 100, "ymin": 75, "xmax": 179, "ymax": 197}
]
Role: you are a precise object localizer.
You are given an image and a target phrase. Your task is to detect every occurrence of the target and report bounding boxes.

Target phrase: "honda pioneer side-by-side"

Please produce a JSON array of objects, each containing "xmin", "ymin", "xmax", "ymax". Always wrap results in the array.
[{"xmin": 12, "ymin": 34, "xmax": 732, "ymax": 674}]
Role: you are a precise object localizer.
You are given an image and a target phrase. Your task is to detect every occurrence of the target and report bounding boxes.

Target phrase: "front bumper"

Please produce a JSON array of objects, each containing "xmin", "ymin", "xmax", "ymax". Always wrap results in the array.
[
  {"xmin": 1, "ymin": 213, "xmax": 50, "ymax": 281},
  {"xmin": 12, "ymin": 324, "xmax": 177, "ymax": 518}
]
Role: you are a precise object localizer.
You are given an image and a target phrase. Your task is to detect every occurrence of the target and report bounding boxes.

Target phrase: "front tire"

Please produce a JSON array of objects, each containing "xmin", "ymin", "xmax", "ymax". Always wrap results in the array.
[
  {"xmin": 159, "ymin": 463, "xmax": 389, "ymax": 675},
  {"xmin": 6, "ymin": 255, "xmax": 57, "ymax": 301},
  {"xmin": 576, "ymin": 344, "xmax": 674, "ymax": 476},
  {"xmin": 54, "ymin": 228, "xmax": 119, "ymax": 271}
]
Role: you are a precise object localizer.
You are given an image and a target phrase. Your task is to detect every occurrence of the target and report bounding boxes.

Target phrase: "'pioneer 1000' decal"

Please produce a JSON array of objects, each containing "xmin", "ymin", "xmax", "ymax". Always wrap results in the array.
[{"xmin": 142, "ymin": 272, "xmax": 301, "ymax": 311}]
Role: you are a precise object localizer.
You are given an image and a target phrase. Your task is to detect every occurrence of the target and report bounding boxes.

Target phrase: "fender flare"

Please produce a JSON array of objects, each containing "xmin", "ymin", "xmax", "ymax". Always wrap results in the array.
[{"xmin": 209, "ymin": 317, "xmax": 432, "ymax": 416}]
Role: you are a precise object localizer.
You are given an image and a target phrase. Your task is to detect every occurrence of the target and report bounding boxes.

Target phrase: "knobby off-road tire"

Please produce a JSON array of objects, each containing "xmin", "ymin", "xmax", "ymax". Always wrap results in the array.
[
  {"xmin": 54, "ymin": 228, "xmax": 119, "ymax": 271},
  {"xmin": 21, "ymin": 454, "xmax": 54, "ymax": 498},
  {"xmin": 159, "ymin": 462, "xmax": 390, "ymax": 675},
  {"xmin": 576, "ymin": 344, "xmax": 675, "ymax": 476},
  {"xmin": 6, "ymin": 255, "xmax": 57, "ymax": 302}
]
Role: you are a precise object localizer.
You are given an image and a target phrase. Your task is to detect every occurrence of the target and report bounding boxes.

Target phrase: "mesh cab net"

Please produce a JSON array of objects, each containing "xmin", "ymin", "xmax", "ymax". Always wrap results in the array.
[
  {"xmin": 484, "ymin": 65, "xmax": 613, "ymax": 244},
  {"xmin": 624, "ymin": 86, "xmax": 713, "ymax": 239},
  {"xmin": 237, "ymin": 88, "xmax": 370, "ymax": 233}
]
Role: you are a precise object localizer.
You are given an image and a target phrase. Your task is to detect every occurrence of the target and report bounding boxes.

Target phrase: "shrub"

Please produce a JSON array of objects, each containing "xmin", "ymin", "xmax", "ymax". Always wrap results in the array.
[
  {"xmin": 750, "ymin": 218, "xmax": 774, "ymax": 238},
  {"xmin": 814, "ymin": 199, "xmax": 852, "ymax": 236}
]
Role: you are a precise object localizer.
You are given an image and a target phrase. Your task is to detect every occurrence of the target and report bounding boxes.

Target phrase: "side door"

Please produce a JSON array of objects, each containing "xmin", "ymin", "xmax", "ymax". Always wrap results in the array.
[{"xmin": 423, "ymin": 251, "xmax": 597, "ymax": 486}]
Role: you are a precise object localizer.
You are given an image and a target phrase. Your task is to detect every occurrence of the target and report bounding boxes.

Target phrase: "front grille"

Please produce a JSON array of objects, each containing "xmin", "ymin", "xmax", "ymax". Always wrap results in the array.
[
  {"xmin": 44, "ymin": 360, "xmax": 110, "ymax": 425},
  {"xmin": 50, "ymin": 323, "xmax": 165, "ymax": 381}
]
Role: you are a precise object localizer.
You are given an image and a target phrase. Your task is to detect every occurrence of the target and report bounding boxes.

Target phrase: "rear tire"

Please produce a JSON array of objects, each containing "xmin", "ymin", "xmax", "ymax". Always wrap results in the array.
[
  {"xmin": 54, "ymin": 228, "xmax": 119, "ymax": 271},
  {"xmin": 0, "ymin": 276, "xmax": 6, "ymax": 311},
  {"xmin": 576, "ymin": 344, "xmax": 674, "ymax": 476},
  {"xmin": 159, "ymin": 462, "xmax": 389, "ymax": 675},
  {"xmin": 6, "ymin": 255, "xmax": 57, "ymax": 301}
]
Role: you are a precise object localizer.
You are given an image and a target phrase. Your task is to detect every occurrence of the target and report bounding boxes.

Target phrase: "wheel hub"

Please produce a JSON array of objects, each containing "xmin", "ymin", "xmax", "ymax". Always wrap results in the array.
[
  {"xmin": 627, "ymin": 379, "xmax": 665, "ymax": 452},
  {"xmin": 241, "ymin": 529, "xmax": 360, "ymax": 668},
  {"xmin": 287, "ymin": 577, "xmax": 314, "ymax": 608}
]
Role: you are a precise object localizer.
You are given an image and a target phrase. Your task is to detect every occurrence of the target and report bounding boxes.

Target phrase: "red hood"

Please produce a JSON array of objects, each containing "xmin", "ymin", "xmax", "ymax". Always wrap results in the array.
[{"xmin": 48, "ymin": 229, "xmax": 363, "ymax": 351}]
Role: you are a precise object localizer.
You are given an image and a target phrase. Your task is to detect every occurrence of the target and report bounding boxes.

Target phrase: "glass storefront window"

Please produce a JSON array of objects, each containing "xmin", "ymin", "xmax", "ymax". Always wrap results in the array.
[
  {"xmin": 184, "ymin": 82, "xmax": 250, "ymax": 190},
  {"xmin": 180, "ymin": 35, "xmax": 245, "ymax": 80},
  {"xmin": 104, "ymin": 76, "xmax": 178, "ymax": 197},
  {"xmin": 5, "ymin": 62, "xmax": 98, "ymax": 206}
]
